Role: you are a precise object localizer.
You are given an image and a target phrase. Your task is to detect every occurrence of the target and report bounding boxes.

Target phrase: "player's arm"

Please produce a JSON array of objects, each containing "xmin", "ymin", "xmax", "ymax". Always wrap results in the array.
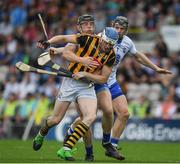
[
  {"xmin": 37, "ymin": 35, "xmax": 77, "ymax": 49},
  {"xmin": 48, "ymin": 44, "xmax": 99, "ymax": 69},
  {"xmin": 49, "ymin": 47, "xmax": 64, "ymax": 55},
  {"xmin": 73, "ymin": 52, "xmax": 115, "ymax": 84},
  {"xmin": 73, "ymin": 65, "xmax": 112, "ymax": 84},
  {"xmin": 62, "ymin": 44, "xmax": 82, "ymax": 62},
  {"xmin": 48, "ymin": 35, "xmax": 77, "ymax": 44},
  {"xmin": 134, "ymin": 51, "xmax": 172, "ymax": 74},
  {"xmin": 49, "ymin": 42, "xmax": 87, "ymax": 62},
  {"xmin": 62, "ymin": 44, "xmax": 100, "ymax": 69}
]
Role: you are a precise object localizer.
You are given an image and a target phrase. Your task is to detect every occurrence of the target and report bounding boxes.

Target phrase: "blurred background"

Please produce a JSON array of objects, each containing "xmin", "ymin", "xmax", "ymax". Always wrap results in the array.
[{"xmin": 0, "ymin": 0, "xmax": 179, "ymax": 141}]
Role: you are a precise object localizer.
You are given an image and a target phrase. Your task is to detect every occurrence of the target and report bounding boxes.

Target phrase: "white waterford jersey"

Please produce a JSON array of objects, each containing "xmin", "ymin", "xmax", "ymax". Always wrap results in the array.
[{"xmin": 107, "ymin": 35, "xmax": 137, "ymax": 87}]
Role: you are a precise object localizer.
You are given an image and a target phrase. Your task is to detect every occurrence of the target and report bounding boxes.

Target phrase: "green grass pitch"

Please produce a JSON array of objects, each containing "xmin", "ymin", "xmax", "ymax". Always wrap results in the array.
[{"xmin": 0, "ymin": 140, "xmax": 180, "ymax": 163}]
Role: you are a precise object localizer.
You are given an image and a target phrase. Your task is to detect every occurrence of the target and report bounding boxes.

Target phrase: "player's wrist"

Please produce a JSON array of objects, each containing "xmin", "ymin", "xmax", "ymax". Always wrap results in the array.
[
  {"xmin": 154, "ymin": 66, "xmax": 160, "ymax": 72},
  {"xmin": 79, "ymin": 57, "xmax": 85, "ymax": 64},
  {"xmin": 38, "ymin": 40, "xmax": 50, "ymax": 49},
  {"xmin": 45, "ymin": 40, "xmax": 51, "ymax": 47},
  {"xmin": 82, "ymin": 71, "xmax": 88, "ymax": 77}
]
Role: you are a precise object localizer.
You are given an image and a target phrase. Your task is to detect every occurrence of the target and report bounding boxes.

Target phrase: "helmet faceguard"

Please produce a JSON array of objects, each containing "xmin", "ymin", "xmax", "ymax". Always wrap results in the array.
[{"xmin": 77, "ymin": 14, "xmax": 95, "ymax": 25}]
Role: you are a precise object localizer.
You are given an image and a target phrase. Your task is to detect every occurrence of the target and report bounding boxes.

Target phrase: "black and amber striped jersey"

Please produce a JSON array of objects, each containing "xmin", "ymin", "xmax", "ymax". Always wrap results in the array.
[{"xmin": 68, "ymin": 34, "xmax": 116, "ymax": 73}]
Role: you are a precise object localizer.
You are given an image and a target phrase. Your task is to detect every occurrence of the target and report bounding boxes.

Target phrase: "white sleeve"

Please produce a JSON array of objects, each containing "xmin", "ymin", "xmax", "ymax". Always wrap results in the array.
[{"xmin": 129, "ymin": 40, "xmax": 137, "ymax": 55}]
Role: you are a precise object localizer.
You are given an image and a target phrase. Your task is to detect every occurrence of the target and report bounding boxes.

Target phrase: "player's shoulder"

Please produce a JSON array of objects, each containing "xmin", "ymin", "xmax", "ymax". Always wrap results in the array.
[
  {"xmin": 116, "ymin": 35, "xmax": 135, "ymax": 48},
  {"xmin": 122, "ymin": 35, "xmax": 134, "ymax": 44}
]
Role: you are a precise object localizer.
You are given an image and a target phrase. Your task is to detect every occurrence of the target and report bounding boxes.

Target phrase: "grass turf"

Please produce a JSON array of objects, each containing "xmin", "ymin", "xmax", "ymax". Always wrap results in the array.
[{"xmin": 0, "ymin": 139, "xmax": 180, "ymax": 163}]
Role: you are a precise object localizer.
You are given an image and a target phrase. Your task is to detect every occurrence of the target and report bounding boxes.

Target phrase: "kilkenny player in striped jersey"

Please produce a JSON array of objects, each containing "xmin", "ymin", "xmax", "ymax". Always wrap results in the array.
[
  {"xmin": 68, "ymin": 33, "xmax": 115, "ymax": 74},
  {"xmin": 34, "ymin": 27, "xmax": 118, "ymax": 161}
]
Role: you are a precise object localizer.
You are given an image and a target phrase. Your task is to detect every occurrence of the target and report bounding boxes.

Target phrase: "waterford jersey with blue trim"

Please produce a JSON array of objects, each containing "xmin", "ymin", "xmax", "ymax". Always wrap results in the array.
[{"xmin": 107, "ymin": 35, "xmax": 137, "ymax": 87}]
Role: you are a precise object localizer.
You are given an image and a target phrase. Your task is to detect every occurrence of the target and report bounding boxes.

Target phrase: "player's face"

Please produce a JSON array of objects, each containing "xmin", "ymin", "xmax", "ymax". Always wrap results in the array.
[
  {"xmin": 114, "ymin": 23, "xmax": 126, "ymax": 38},
  {"xmin": 99, "ymin": 39, "xmax": 113, "ymax": 54},
  {"xmin": 79, "ymin": 21, "xmax": 95, "ymax": 34}
]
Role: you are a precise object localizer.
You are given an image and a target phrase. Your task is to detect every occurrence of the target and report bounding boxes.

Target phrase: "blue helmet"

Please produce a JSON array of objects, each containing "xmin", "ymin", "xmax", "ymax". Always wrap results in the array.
[{"xmin": 101, "ymin": 27, "xmax": 118, "ymax": 45}]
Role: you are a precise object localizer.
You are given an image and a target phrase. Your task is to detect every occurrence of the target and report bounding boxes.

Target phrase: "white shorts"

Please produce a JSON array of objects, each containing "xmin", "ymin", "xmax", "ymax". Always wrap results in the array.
[{"xmin": 57, "ymin": 77, "xmax": 96, "ymax": 102}]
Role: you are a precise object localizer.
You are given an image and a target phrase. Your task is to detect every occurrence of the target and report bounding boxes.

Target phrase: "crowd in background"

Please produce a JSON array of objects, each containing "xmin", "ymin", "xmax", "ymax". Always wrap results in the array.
[{"xmin": 0, "ymin": 0, "xmax": 180, "ymax": 138}]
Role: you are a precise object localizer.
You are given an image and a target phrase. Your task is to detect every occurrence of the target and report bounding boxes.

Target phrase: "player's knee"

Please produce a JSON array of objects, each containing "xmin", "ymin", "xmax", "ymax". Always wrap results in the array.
[
  {"xmin": 84, "ymin": 114, "xmax": 96, "ymax": 126},
  {"xmin": 123, "ymin": 110, "xmax": 130, "ymax": 119},
  {"xmin": 88, "ymin": 114, "xmax": 96, "ymax": 123},
  {"xmin": 101, "ymin": 104, "xmax": 113, "ymax": 116},
  {"xmin": 116, "ymin": 107, "xmax": 130, "ymax": 120},
  {"xmin": 103, "ymin": 107, "xmax": 113, "ymax": 117}
]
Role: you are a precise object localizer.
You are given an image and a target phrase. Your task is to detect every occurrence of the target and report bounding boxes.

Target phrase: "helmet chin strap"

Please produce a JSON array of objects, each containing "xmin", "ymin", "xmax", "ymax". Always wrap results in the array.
[{"xmin": 79, "ymin": 25, "xmax": 83, "ymax": 33}]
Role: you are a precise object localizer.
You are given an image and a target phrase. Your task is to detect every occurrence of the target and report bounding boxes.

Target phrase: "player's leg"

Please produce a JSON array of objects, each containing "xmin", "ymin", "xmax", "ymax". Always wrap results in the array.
[
  {"xmin": 109, "ymin": 82, "xmax": 129, "ymax": 158},
  {"xmin": 63, "ymin": 104, "xmax": 83, "ymax": 143},
  {"xmin": 95, "ymin": 83, "xmax": 113, "ymax": 144},
  {"xmin": 111, "ymin": 95, "xmax": 129, "ymax": 147},
  {"xmin": 74, "ymin": 104, "xmax": 93, "ymax": 155},
  {"xmin": 57, "ymin": 84, "xmax": 97, "ymax": 161},
  {"xmin": 33, "ymin": 100, "xmax": 70, "ymax": 151},
  {"xmin": 70, "ymin": 116, "xmax": 94, "ymax": 161},
  {"xmin": 64, "ymin": 104, "xmax": 94, "ymax": 161},
  {"xmin": 33, "ymin": 77, "xmax": 75, "ymax": 151},
  {"xmin": 58, "ymin": 98, "xmax": 97, "ymax": 161},
  {"xmin": 83, "ymin": 127, "xmax": 94, "ymax": 161},
  {"xmin": 64, "ymin": 117, "xmax": 82, "ymax": 143},
  {"xmin": 96, "ymin": 84, "xmax": 124, "ymax": 160},
  {"xmin": 76, "ymin": 102, "xmax": 94, "ymax": 161},
  {"xmin": 97, "ymin": 89, "xmax": 113, "ymax": 144}
]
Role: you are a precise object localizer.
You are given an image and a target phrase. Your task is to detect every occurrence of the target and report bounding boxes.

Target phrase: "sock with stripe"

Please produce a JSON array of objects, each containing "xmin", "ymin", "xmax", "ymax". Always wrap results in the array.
[
  {"xmin": 39, "ymin": 120, "xmax": 51, "ymax": 136},
  {"xmin": 64, "ymin": 121, "xmax": 89, "ymax": 149},
  {"xmin": 102, "ymin": 132, "xmax": 110, "ymax": 144},
  {"xmin": 110, "ymin": 137, "xmax": 119, "ymax": 147}
]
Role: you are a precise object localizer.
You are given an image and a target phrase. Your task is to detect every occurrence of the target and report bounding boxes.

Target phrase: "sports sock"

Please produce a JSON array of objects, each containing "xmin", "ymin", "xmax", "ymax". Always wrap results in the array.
[
  {"xmin": 102, "ymin": 132, "xmax": 110, "ymax": 144},
  {"xmin": 85, "ymin": 146, "xmax": 93, "ymax": 156},
  {"xmin": 64, "ymin": 121, "xmax": 89, "ymax": 149},
  {"xmin": 39, "ymin": 120, "xmax": 51, "ymax": 136},
  {"xmin": 110, "ymin": 137, "xmax": 119, "ymax": 147}
]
